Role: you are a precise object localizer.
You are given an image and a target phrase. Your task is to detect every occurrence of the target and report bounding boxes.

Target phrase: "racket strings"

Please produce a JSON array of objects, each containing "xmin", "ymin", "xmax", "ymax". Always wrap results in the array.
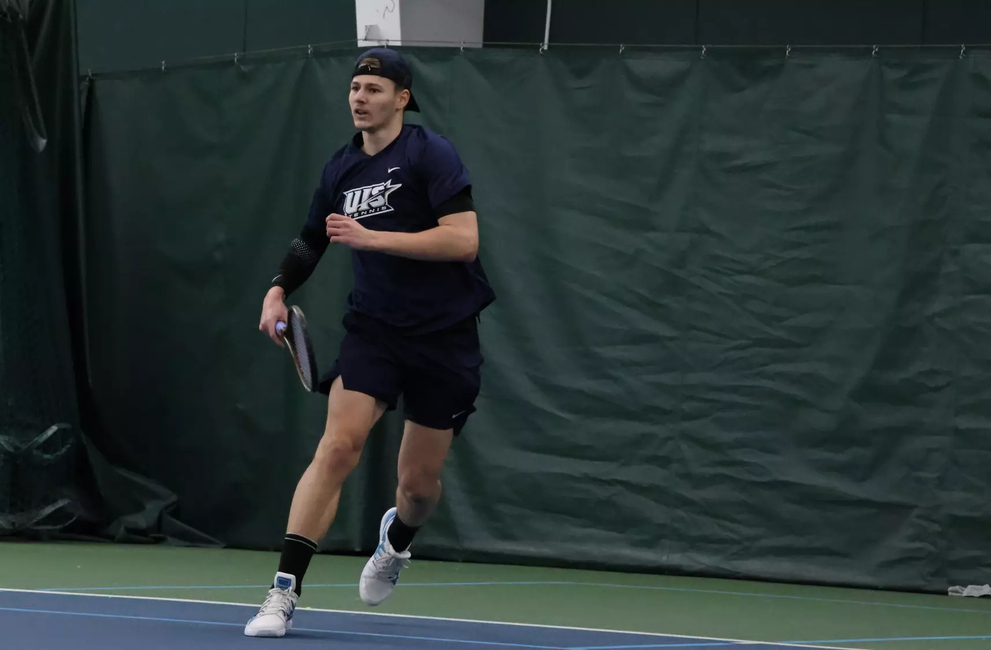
[{"xmin": 290, "ymin": 317, "xmax": 313, "ymax": 386}]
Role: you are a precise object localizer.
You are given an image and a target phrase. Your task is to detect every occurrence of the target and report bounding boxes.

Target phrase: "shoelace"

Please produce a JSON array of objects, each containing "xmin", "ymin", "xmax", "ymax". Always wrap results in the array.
[
  {"xmin": 372, "ymin": 548, "xmax": 411, "ymax": 581},
  {"xmin": 257, "ymin": 588, "xmax": 294, "ymax": 617}
]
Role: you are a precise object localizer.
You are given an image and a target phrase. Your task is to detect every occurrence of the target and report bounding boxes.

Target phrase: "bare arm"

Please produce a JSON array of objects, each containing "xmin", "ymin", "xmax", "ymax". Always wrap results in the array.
[
  {"xmin": 370, "ymin": 212, "xmax": 478, "ymax": 262},
  {"xmin": 326, "ymin": 211, "xmax": 479, "ymax": 263}
]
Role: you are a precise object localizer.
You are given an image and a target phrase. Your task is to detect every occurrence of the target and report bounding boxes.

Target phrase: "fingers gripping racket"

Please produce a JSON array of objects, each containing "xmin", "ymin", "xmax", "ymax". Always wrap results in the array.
[{"xmin": 276, "ymin": 305, "xmax": 319, "ymax": 392}]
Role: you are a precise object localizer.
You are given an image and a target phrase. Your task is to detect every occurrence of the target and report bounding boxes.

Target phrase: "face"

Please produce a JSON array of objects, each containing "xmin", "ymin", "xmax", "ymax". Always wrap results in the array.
[{"xmin": 349, "ymin": 75, "xmax": 409, "ymax": 131}]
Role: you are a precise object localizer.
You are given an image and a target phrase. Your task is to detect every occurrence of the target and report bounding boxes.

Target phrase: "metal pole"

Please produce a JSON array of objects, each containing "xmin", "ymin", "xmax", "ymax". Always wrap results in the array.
[{"xmin": 542, "ymin": 0, "xmax": 552, "ymax": 51}]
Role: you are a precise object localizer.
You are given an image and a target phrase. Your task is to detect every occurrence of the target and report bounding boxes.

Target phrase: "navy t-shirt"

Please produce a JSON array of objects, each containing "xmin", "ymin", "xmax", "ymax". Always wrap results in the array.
[{"xmin": 303, "ymin": 124, "xmax": 496, "ymax": 334}]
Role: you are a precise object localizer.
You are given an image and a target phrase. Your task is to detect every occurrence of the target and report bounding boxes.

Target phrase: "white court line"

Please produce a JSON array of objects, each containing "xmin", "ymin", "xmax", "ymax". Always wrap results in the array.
[{"xmin": 0, "ymin": 587, "xmax": 865, "ymax": 650}]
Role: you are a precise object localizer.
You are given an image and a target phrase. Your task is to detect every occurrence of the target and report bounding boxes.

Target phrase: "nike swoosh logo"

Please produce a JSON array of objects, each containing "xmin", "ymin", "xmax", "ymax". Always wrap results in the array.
[{"xmin": 388, "ymin": 167, "xmax": 400, "ymax": 173}]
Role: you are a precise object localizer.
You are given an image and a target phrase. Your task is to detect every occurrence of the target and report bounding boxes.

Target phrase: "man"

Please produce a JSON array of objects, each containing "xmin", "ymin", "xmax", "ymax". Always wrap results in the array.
[{"xmin": 245, "ymin": 48, "xmax": 496, "ymax": 638}]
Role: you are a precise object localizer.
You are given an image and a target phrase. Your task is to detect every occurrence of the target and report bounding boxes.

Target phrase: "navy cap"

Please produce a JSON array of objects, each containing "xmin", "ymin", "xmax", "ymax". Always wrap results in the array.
[{"xmin": 352, "ymin": 48, "xmax": 420, "ymax": 112}]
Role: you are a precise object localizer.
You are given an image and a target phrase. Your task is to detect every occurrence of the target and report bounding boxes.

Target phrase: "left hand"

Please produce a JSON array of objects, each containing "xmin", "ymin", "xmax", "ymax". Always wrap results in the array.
[{"xmin": 325, "ymin": 213, "xmax": 379, "ymax": 251}]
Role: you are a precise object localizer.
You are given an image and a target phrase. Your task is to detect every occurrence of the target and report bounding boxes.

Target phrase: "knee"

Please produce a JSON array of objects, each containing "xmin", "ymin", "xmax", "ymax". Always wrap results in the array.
[
  {"xmin": 398, "ymin": 467, "xmax": 441, "ymax": 505},
  {"xmin": 313, "ymin": 429, "xmax": 364, "ymax": 477}
]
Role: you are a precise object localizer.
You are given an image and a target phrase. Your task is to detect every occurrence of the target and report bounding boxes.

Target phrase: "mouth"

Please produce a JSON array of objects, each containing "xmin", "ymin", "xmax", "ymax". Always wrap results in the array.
[{"xmin": 353, "ymin": 107, "xmax": 370, "ymax": 119}]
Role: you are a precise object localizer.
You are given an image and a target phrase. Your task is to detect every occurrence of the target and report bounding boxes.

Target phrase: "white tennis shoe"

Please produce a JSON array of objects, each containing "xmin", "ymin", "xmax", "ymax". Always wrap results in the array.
[
  {"xmin": 359, "ymin": 507, "xmax": 411, "ymax": 606},
  {"xmin": 244, "ymin": 572, "xmax": 298, "ymax": 637}
]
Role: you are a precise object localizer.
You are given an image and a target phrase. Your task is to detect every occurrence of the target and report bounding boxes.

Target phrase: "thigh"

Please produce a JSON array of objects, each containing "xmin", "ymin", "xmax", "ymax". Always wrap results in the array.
[
  {"xmin": 323, "ymin": 375, "xmax": 389, "ymax": 442},
  {"xmin": 397, "ymin": 420, "xmax": 454, "ymax": 484}
]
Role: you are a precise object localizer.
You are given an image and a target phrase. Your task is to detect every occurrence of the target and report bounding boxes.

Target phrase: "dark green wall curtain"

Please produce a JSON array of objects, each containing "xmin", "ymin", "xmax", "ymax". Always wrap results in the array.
[{"xmin": 77, "ymin": 45, "xmax": 991, "ymax": 593}]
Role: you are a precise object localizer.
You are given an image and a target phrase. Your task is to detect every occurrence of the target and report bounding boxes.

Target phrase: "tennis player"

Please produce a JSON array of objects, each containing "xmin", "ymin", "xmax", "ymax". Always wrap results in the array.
[{"xmin": 245, "ymin": 48, "xmax": 496, "ymax": 638}]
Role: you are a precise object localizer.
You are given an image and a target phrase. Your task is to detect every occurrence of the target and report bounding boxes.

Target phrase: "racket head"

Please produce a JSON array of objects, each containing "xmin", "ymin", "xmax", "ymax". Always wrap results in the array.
[{"xmin": 281, "ymin": 305, "xmax": 319, "ymax": 392}]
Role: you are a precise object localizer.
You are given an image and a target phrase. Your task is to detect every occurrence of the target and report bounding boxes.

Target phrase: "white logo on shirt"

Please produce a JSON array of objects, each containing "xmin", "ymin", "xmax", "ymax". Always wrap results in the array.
[{"xmin": 342, "ymin": 179, "xmax": 402, "ymax": 220}]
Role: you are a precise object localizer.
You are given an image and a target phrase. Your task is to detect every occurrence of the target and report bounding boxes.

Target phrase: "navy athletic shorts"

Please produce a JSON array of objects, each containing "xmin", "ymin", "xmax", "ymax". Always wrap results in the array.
[{"xmin": 317, "ymin": 310, "xmax": 483, "ymax": 435}]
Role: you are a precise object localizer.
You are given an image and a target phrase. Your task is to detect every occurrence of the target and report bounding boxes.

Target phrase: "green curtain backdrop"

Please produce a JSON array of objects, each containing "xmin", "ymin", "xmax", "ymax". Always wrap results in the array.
[{"xmin": 79, "ymin": 45, "xmax": 991, "ymax": 593}]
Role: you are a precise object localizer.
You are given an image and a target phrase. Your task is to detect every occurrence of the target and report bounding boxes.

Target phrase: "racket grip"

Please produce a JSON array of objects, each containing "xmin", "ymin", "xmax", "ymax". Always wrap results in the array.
[{"xmin": 276, "ymin": 321, "xmax": 286, "ymax": 336}]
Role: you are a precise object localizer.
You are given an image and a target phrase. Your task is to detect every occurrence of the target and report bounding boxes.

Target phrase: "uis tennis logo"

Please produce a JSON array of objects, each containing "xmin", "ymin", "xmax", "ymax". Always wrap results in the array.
[{"xmin": 342, "ymin": 179, "xmax": 402, "ymax": 220}]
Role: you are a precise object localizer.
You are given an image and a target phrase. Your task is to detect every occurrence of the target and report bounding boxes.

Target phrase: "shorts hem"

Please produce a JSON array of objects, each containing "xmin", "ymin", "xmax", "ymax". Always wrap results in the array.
[
  {"xmin": 317, "ymin": 368, "xmax": 399, "ymax": 411},
  {"xmin": 405, "ymin": 406, "xmax": 476, "ymax": 437}
]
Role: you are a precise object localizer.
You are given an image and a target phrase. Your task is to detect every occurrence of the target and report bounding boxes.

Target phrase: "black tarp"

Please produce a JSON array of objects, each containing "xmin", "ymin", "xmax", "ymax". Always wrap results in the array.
[{"xmin": 0, "ymin": 0, "xmax": 219, "ymax": 546}]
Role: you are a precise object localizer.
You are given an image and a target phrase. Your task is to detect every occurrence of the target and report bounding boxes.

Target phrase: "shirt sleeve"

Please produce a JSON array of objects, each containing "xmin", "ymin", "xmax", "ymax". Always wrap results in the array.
[
  {"xmin": 415, "ymin": 133, "xmax": 471, "ymax": 211},
  {"xmin": 435, "ymin": 184, "xmax": 475, "ymax": 217}
]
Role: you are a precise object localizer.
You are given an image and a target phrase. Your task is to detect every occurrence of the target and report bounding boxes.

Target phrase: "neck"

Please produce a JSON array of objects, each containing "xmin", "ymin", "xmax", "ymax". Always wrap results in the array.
[{"xmin": 361, "ymin": 115, "xmax": 404, "ymax": 156}]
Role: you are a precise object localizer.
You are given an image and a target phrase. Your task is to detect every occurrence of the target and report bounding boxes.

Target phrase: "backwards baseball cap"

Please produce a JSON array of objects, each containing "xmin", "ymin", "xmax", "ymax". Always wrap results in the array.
[{"xmin": 352, "ymin": 48, "xmax": 420, "ymax": 112}]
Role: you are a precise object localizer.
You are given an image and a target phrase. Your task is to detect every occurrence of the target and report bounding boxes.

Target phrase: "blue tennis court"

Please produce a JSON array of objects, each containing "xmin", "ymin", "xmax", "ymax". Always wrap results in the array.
[{"xmin": 0, "ymin": 589, "xmax": 856, "ymax": 650}]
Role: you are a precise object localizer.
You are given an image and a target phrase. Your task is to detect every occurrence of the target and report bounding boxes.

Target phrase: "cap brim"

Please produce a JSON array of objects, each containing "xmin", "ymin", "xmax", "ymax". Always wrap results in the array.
[{"xmin": 406, "ymin": 91, "xmax": 420, "ymax": 113}]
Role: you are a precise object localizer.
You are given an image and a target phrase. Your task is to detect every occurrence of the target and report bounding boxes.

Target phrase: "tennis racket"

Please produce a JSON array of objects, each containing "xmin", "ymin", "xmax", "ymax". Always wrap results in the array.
[{"xmin": 276, "ymin": 305, "xmax": 319, "ymax": 392}]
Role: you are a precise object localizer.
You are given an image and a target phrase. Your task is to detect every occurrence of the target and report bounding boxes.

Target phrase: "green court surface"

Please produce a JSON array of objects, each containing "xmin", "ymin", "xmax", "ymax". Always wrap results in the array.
[{"xmin": 1, "ymin": 540, "xmax": 988, "ymax": 649}]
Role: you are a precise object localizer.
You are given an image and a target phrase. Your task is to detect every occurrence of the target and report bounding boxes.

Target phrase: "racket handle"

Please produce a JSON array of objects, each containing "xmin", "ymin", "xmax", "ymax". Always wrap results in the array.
[{"xmin": 276, "ymin": 321, "xmax": 286, "ymax": 336}]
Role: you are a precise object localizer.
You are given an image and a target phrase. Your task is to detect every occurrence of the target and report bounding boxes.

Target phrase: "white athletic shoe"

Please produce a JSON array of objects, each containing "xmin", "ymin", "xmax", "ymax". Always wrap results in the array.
[
  {"xmin": 359, "ymin": 507, "xmax": 411, "ymax": 606},
  {"xmin": 244, "ymin": 572, "xmax": 299, "ymax": 637}
]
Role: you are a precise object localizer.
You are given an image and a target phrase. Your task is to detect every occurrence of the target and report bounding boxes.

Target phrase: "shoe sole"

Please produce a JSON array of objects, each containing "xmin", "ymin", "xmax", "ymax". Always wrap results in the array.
[
  {"xmin": 244, "ymin": 619, "xmax": 292, "ymax": 637},
  {"xmin": 245, "ymin": 629, "xmax": 286, "ymax": 638}
]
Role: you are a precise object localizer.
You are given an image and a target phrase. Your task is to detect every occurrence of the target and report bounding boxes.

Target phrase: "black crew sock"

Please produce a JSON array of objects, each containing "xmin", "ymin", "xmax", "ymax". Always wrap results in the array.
[
  {"xmin": 387, "ymin": 513, "xmax": 419, "ymax": 553},
  {"xmin": 276, "ymin": 533, "xmax": 318, "ymax": 596}
]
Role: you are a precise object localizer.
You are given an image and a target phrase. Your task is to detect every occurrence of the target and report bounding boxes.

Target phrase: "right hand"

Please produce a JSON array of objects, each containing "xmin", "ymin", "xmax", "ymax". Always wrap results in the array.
[{"xmin": 259, "ymin": 287, "xmax": 288, "ymax": 347}]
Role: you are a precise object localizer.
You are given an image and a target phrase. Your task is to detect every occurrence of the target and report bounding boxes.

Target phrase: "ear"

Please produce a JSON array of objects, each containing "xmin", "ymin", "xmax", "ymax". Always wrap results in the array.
[{"xmin": 397, "ymin": 88, "xmax": 410, "ymax": 110}]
